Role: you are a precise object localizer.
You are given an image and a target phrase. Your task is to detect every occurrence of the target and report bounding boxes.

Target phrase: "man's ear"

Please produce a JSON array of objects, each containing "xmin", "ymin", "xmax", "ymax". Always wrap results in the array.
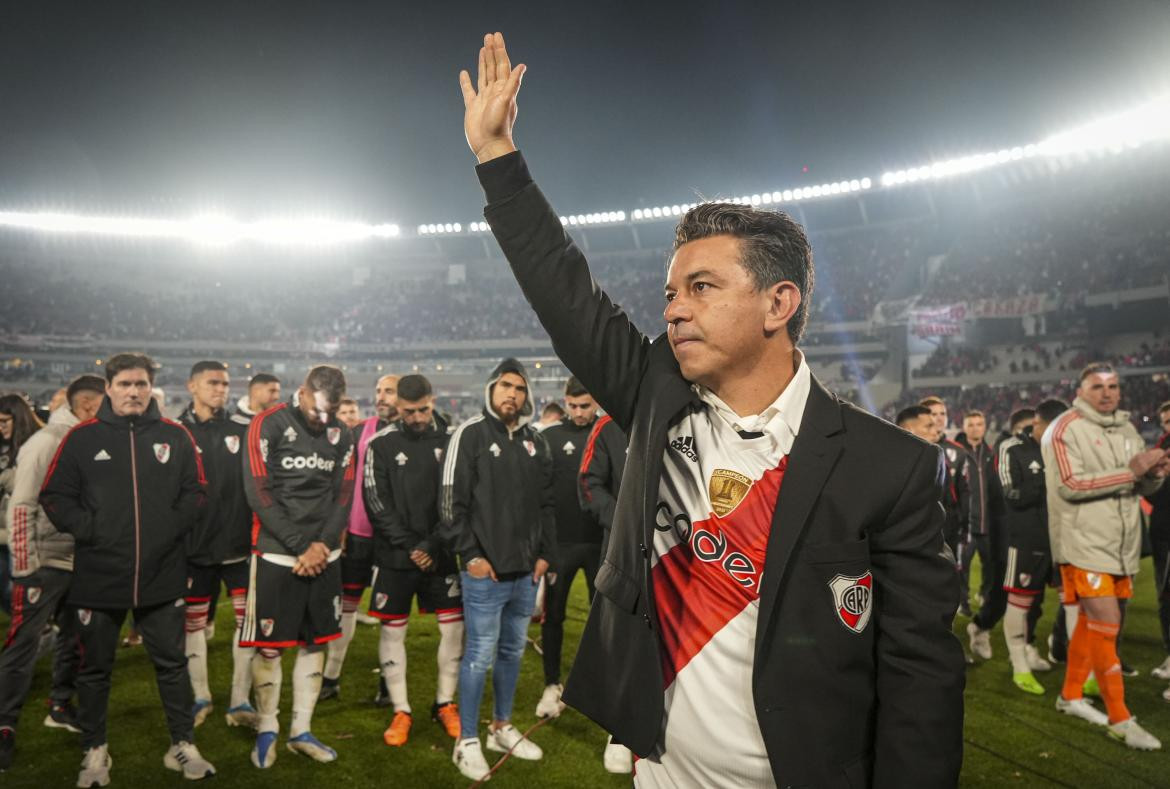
[{"xmin": 763, "ymin": 281, "xmax": 801, "ymax": 335}]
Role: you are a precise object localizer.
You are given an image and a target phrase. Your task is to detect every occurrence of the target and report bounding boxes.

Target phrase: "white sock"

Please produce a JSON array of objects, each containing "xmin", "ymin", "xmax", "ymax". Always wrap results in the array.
[
  {"xmin": 324, "ymin": 609, "xmax": 357, "ymax": 681},
  {"xmin": 378, "ymin": 621, "xmax": 410, "ymax": 713},
  {"xmin": 1004, "ymin": 602, "xmax": 1030, "ymax": 674},
  {"xmin": 253, "ymin": 649, "xmax": 283, "ymax": 734},
  {"xmin": 185, "ymin": 628, "xmax": 211, "ymax": 702},
  {"xmin": 230, "ymin": 632, "xmax": 256, "ymax": 709},
  {"xmin": 437, "ymin": 619, "xmax": 464, "ymax": 705},
  {"xmin": 290, "ymin": 647, "xmax": 325, "ymax": 738}
]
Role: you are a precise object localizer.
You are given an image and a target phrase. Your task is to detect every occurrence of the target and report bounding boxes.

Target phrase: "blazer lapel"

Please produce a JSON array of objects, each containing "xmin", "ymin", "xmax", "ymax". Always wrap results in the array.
[{"xmin": 755, "ymin": 376, "xmax": 844, "ymax": 663}]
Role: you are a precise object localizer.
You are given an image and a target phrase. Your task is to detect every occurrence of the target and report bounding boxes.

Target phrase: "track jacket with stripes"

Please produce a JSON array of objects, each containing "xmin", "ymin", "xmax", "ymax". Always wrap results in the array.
[
  {"xmin": 6, "ymin": 406, "xmax": 78, "ymax": 576},
  {"xmin": 1040, "ymin": 396, "xmax": 1163, "ymax": 573},
  {"xmin": 243, "ymin": 395, "xmax": 355, "ymax": 558},
  {"xmin": 439, "ymin": 358, "xmax": 556, "ymax": 575},
  {"xmin": 39, "ymin": 397, "xmax": 206, "ymax": 608},
  {"xmin": 997, "ymin": 426, "xmax": 1047, "ymax": 542},
  {"xmin": 577, "ymin": 414, "xmax": 627, "ymax": 558},
  {"xmin": 363, "ymin": 412, "xmax": 452, "ymax": 570}
]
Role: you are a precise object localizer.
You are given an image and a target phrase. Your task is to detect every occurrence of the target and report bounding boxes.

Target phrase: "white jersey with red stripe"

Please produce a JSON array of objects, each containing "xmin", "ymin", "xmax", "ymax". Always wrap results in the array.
[{"xmin": 635, "ymin": 356, "xmax": 810, "ymax": 789}]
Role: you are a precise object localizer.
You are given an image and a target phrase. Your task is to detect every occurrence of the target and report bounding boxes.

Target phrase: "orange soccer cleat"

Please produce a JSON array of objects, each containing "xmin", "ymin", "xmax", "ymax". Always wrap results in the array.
[
  {"xmin": 382, "ymin": 710, "xmax": 413, "ymax": 747},
  {"xmin": 432, "ymin": 701, "xmax": 461, "ymax": 739}
]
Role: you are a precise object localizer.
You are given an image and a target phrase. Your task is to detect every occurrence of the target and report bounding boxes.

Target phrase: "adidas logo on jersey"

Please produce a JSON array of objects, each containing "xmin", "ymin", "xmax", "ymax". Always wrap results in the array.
[
  {"xmin": 488, "ymin": 442, "xmax": 502, "ymax": 457},
  {"xmin": 284, "ymin": 426, "xmax": 298, "ymax": 442},
  {"xmin": 280, "ymin": 453, "xmax": 336, "ymax": 471},
  {"xmin": 93, "ymin": 449, "xmax": 112, "ymax": 461},
  {"xmin": 670, "ymin": 435, "xmax": 699, "ymax": 462},
  {"xmin": 395, "ymin": 452, "xmax": 408, "ymax": 466},
  {"xmin": 562, "ymin": 440, "xmax": 576, "ymax": 455}
]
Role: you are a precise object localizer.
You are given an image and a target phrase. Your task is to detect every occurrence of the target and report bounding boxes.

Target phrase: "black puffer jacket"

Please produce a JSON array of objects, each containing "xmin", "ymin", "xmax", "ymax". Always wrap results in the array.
[{"xmin": 40, "ymin": 398, "xmax": 206, "ymax": 608}]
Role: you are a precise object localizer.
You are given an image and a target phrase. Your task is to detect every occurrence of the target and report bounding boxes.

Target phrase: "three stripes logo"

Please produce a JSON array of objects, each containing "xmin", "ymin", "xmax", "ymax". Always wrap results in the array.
[{"xmin": 670, "ymin": 435, "xmax": 699, "ymax": 463}]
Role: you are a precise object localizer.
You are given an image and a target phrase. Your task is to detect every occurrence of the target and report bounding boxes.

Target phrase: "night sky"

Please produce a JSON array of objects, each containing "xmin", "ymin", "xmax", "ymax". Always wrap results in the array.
[{"xmin": 1, "ymin": 1, "xmax": 1167, "ymax": 225}]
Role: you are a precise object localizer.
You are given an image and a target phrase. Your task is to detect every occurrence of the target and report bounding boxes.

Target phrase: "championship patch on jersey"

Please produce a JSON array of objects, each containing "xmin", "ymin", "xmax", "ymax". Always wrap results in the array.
[
  {"xmin": 523, "ymin": 440, "xmax": 537, "ymax": 457},
  {"xmin": 260, "ymin": 618, "xmax": 275, "ymax": 637},
  {"xmin": 709, "ymin": 468, "xmax": 752, "ymax": 517},
  {"xmin": 327, "ymin": 427, "xmax": 341, "ymax": 445},
  {"xmin": 224, "ymin": 435, "xmax": 240, "ymax": 454},
  {"xmin": 829, "ymin": 572, "xmax": 873, "ymax": 634},
  {"xmin": 153, "ymin": 443, "xmax": 171, "ymax": 464}
]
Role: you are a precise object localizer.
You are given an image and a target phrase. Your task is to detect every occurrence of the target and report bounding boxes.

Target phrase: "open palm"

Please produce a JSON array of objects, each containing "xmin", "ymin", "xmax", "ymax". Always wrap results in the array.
[{"xmin": 459, "ymin": 32, "xmax": 525, "ymax": 163}]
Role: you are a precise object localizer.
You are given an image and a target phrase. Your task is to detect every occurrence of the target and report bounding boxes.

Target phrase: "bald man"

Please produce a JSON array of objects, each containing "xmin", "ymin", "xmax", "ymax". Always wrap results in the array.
[{"xmin": 321, "ymin": 375, "xmax": 400, "ymax": 701}]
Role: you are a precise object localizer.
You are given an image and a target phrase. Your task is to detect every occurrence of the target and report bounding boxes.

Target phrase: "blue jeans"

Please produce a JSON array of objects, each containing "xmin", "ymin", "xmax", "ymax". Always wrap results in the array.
[{"xmin": 458, "ymin": 571, "xmax": 538, "ymax": 740}]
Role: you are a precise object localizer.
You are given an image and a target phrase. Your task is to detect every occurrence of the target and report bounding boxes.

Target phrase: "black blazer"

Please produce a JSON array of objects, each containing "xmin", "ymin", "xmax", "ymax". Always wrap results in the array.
[{"xmin": 478, "ymin": 152, "xmax": 965, "ymax": 788}]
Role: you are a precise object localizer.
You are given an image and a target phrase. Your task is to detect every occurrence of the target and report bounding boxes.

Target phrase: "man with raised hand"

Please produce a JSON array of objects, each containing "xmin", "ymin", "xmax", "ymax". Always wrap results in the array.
[
  {"xmin": 177, "ymin": 361, "xmax": 257, "ymax": 729},
  {"xmin": 1043, "ymin": 364, "xmax": 1169, "ymax": 749},
  {"xmin": 458, "ymin": 33, "xmax": 964, "ymax": 787},
  {"xmin": 240, "ymin": 365, "xmax": 356, "ymax": 768}
]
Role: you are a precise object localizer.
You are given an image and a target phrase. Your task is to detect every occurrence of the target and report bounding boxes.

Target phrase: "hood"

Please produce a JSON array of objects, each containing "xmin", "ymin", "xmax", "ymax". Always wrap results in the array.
[
  {"xmin": 48, "ymin": 405, "xmax": 80, "ymax": 430},
  {"xmin": 235, "ymin": 395, "xmax": 255, "ymax": 417},
  {"xmin": 96, "ymin": 395, "xmax": 162, "ymax": 430},
  {"xmin": 1073, "ymin": 397, "xmax": 1131, "ymax": 428},
  {"xmin": 483, "ymin": 357, "xmax": 534, "ymax": 430}
]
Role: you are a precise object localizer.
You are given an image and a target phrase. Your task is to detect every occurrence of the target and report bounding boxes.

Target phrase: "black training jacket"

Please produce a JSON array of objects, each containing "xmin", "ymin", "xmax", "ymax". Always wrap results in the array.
[
  {"xmin": 179, "ymin": 404, "xmax": 253, "ymax": 566},
  {"xmin": 960, "ymin": 439, "xmax": 1003, "ymax": 538},
  {"xmin": 439, "ymin": 358, "xmax": 556, "ymax": 575},
  {"xmin": 541, "ymin": 418, "xmax": 602, "ymax": 546},
  {"xmin": 243, "ymin": 396, "xmax": 355, "ymax": 557},
  {"xmin": 1149, "ymin": 431, "xmax": 1170, "ymax": 543},
  {"xmin": 578, "ymin": 415, "xmax": 627, "ymax": 557},
  {"xmin": 40, "ymin": 397, "xmax": 206, "ymax": 608},
  {"xmin": 997, "ymin": 427, "xmax": 1047, "ymax": 542},
  {"xmin": 363, "ymin": 412, "xmax": 453, "ymax": 570},
  {"xmin": 476, "ymin": 151, "xmax": 963, "ymax": 787},
  {"xmin": 938, "ymin": 437, "xmax": 970, "ymax": 543}
]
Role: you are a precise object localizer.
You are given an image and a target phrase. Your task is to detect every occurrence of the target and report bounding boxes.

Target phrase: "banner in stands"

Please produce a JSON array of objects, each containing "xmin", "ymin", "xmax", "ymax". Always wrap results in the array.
[
  {"xmin": 909, "ymin": 304, "xmax": 966, "ymax": 337},
  {"xmin": 876, "ymin": 293, "xmax": 1053, "ymax": 333}
]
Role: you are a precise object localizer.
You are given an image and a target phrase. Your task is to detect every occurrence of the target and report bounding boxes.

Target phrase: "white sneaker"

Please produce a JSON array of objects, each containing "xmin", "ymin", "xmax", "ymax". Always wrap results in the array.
[
  {"xmin": 1025, "ymin": 644, "xmax": 1052, "ymax": 672},
  {"xmin": 535, "ymin": 683, "xmax": 565, "ymax": 719},
  {"xmin": 1152, "ymin": 656, "xmax": 1170, "ymax": 680},
  {"xmin": 453, "ymin": 737, "xmax": 492, "ymax": 782},
  {"xmin": 164, "ymin": 741, "xmax": 217, "ymax": 780},
  {"xmin": 1056, "ymin": 695, "xmax": 1109, "ymax": 726},
  {"xmin": 486, "ymin": 724, "xmax": 543, "ymax": 760},
  {"xmin": 77, "ymin": 745, "xmax": 112, "ymax": 788},
  {"xmin": 967, "ymin": 623, "xmax": 992, "ymax": 660},
  {"xmin": 1109, "ymin": 717, "xmax": 1162, "ymax": 750},
  {"xmin": 603, "ymin": 736, "xmax": 633, "ymax": 774}
]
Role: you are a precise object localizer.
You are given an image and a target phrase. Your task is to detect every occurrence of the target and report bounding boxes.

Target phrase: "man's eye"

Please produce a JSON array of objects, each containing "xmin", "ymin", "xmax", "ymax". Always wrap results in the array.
[{"xmin": 694, "ymin": 282, "xmax": 709, "ymax": 292}]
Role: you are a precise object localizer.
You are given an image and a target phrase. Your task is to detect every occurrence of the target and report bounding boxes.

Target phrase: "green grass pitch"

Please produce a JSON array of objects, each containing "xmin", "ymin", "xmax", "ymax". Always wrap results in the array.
[{"xmin": 4, "ymin": 557, "xmax": 1170, "ymax": 787}]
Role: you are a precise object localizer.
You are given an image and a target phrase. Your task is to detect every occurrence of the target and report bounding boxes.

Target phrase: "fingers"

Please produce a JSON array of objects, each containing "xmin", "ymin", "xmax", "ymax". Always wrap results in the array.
[
  {"xmin": 477, "ymin": 45, "xmax": 487, "ymax": 93},
  {"xmin": 494, "ymin": 32, "xmax": 511, "ymax": 83},
  {"xmin": 505, "ymin": 63, "xmax": 526, "ymax": 101},
  {"xmin": 482, "ymin": 34, "xmax": 496, "ymax": 87}
]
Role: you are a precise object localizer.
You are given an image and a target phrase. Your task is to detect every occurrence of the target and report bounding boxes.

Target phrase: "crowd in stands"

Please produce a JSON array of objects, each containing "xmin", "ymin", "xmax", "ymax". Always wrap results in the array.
[{"xmin": 913, "ymin": 336, "xmax": 1170, "ymax": 379}]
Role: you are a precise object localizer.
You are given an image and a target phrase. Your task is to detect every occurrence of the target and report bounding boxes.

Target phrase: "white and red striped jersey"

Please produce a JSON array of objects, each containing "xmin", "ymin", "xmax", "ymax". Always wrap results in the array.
[{"xmin": 635, "ymin": 357, "xmax": 810, "ymax": 789}]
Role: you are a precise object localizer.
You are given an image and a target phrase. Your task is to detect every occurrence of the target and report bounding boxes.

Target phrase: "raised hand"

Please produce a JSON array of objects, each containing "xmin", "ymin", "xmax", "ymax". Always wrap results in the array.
[{"xmin": 459, "ymin": 32, "xmax": 525, "ymax": 163}]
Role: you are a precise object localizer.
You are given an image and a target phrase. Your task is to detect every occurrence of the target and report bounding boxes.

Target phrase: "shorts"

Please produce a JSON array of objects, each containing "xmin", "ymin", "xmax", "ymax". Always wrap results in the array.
[
  {"xmin": 367, "ymin": 562, "xmax": 463, "ymax": 620},
  {"xmin": 340, "ymin": 533, "xmax": 375, "ymax": 599},
  {"xmin": 1060, "ymin": 564, "xmax": 1133, "ymax": 605},
  {"xmin": 1002, "ymin": 533, "xmax": 1051, "ymax": 594},
  {"xmin": 185, "ymin": 560, "xmax": 250, "ymax": 602},
  {"xmin": 240, "ymin": 553, "xmax": 343, "ymax": 648}
]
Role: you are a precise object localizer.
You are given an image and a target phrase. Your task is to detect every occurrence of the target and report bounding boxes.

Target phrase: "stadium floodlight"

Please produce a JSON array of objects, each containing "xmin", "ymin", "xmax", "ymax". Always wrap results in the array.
[
  {"xmin": 633, "ymin": 209, "xmax": 644, "ymax": 220},
  {"xmin": 1038, "ymin": 95, "xmax": 1170, "ymax": 156}
]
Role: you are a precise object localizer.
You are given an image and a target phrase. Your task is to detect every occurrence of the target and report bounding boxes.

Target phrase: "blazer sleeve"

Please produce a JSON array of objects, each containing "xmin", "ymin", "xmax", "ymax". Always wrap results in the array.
[
  {"xmin": 871, "ymin": 442, "xmax": 965, "ymax": 787},
  {"xmin": 38, "ymin": 429, "xmax": 96, "ymax": 544},
  {"xmin": 478, "ymin": 152, "xmax": 651, "ymax": 433}
]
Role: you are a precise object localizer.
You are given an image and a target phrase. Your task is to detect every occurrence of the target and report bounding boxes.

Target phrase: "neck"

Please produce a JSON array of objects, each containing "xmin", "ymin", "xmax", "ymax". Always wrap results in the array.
[
  {"xmin": 707, "ymin": 348, "xmax": 797, "ymax": 417},
  {"xmin": 192, "ymin": 401, "xmax": 217, "ymax": 422}
]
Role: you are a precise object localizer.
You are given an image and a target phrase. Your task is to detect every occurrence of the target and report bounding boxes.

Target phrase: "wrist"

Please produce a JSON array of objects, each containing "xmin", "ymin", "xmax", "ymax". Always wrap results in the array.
[{"xmin": 475, "ymin": 138, "xmax": 517, "ymax": 164}]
